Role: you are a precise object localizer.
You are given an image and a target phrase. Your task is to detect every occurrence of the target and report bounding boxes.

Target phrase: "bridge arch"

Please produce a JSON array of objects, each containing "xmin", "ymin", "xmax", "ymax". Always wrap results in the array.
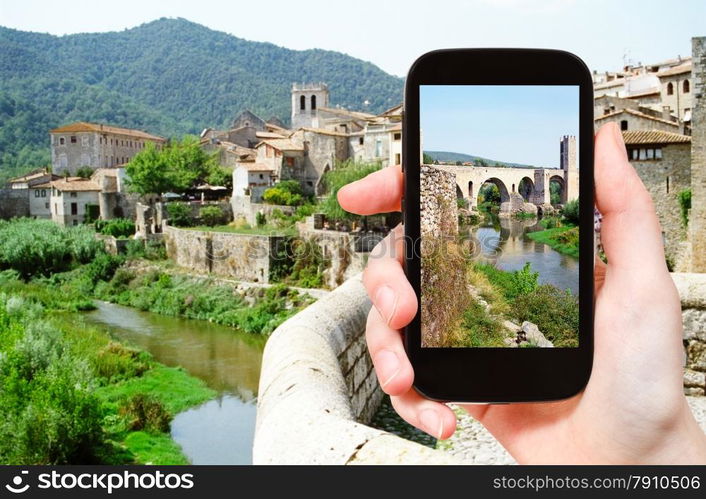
[
  {"xmin": 518, "ymin": 176, "xmax": 534, "ymax": 202},
  {"xmin": 549, "ymin": 175, "xmax": 566, "ymax": 205},
  {"xmin": 477, "ymin": 177, "xmax": 510, "ymax": 209}
]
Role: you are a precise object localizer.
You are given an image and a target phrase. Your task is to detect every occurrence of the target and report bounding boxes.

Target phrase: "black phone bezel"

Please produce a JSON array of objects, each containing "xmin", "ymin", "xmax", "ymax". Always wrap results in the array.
[{"xmin": 403, "ymin": 48, "xmax": 594, "ymax": 403}]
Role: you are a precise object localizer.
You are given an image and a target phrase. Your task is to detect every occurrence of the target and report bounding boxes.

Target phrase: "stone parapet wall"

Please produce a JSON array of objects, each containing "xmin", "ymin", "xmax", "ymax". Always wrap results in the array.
[
  {"xmin": 164, "ymin": 224, "xmax": 283, "ymax": 283},
  {"xmin": 674, "ymin": 273, "xmax": 706, "ymax": 395},
  {"xmin": 420, "ymin": 164, "xmax": 458, "ymax": 238},
  {"xmin": 253, "ymin": 274, "xmax": 461, "ymax": 464}
]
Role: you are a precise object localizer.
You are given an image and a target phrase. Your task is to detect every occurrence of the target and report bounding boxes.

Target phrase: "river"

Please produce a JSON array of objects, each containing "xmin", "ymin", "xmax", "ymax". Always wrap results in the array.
[
  {"xmin": 465, "ymin": 216, "xmax": 579, "ymax": 294},
  {"xmin": 84, "ymin": 301, "xmax": 264, "ymax": 464}
]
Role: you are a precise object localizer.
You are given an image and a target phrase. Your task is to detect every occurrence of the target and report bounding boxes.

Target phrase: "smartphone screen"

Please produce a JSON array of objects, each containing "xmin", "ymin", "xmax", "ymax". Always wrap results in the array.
[{"xmin": 419, "ymin": 85, "xmax": 580, "ymax": 349}]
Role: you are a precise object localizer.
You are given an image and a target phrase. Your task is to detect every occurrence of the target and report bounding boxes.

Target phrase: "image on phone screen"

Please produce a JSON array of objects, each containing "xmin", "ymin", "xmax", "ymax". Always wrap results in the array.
[{"xmin": 419, "ymin": 85, "xmax": 580, "ymax": 348}]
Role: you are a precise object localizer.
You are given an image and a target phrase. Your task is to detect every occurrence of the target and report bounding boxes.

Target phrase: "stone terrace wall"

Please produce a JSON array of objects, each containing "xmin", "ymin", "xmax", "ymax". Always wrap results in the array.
[
  {"xmin": 420, "ymin": 164, "xmax": 458, "ymax": 238},
  {"xmin": 0, "ymin": 189, "xmax": 30, "ymax": 219},
  {"xmin": 164, "ymin": 224, "xmax": 284, "ymax": 283},
  {"xmin": 674, "ymin": 273, "xmax": 706, "ymax": 395},
  {"xmin": 254, "ymin": 274, "xmax": 460, "ymax": 464}
]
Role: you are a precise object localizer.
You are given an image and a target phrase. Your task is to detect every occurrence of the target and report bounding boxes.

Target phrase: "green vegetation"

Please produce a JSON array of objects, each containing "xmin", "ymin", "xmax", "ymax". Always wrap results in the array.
[
  {"xmin": 126, "ymin": 137, "xmax": 219, "ymax": 196},
  {"xmin": 477, "ymin": 183, "xmax": 501, "ymax": 213},
  {"xmin": 513, "ymin": 284, "xmax": 579, "ymax": 347},
  {"xmin": 513, "ymin": 211, "xmax": 537, "ymax": 220},
  {"xmin": 262, "ymin": 180, "xmax": 308, "ymax": 206},
  {"xmin": 562, "ymin": 198, "xmax": 579, "ymax": 226},
  {"xmin": 0, "ymin": 277, "xmax": 215, "ymax": 464},
  {"xmin": 198, "ymin": 205, "xmax": 226, "ymax": 227},
  {"xmin": 95, "ymin": 269, "xmax": 311, "ymax": 335},
  {"xmin": 550, "ymin": 181, "xmax": 562, "ymax": 205},
  {"xmin": 281, "ymin": 238, "xmax": 328, "ymax": 288},
  {"xmin": 424, "ymin": 150, "xmax": 533, "ymax": 168},
  {"xmin": 0, "ymin": 18, "xmax": 403, "ymax": 175},
  {"xmin": 319, "ymin": 160, "xmax": 382, "ymax": 222},
  {"xmin": 95, "ymin": 218, "xmax": 135, "ymax": 238},
  {"xmin": 527, "ymin": 226, "xmax": 579, "ymax": 258},
  {"xmin": 475, "ymin": 262, "xmax": 538, "ymax": 301},
  {"xmin": 0, "ymin": 218, "xmax": 102, "ymax": 278},
  {"xmin": 165, "ymin": 202, "xmax": 193, "ymax": 227},
  {"xmin": 458, "ymin": 301, "xmax": 506, "ymax": 347},
  {"xmin": 679, "ymin": 188, "xmax": 692, "ymax": 228}
]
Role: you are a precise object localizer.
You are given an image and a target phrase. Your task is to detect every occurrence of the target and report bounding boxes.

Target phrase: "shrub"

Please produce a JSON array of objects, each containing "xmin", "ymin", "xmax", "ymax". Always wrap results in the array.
[
  {"xmin": 513, "ymin": 284, "xmax": 579, "ymax": 347},
  {"xmin": 255, "ymin": 211, "xmax": 267, "ymax": 227},
  {"xmin": 679, "ymin": 188, "xmax": 692, "ymax": 228},
  {"xmin": 262, "ymin": 180, "xmax": 305, "ymax": 206},
  {"xmin": 286, "ymin": 238, "xmax": 326, "ymax": 288},
  {"xmin": 0, "ymin": 219, "xmax": 102, "ymax": 278},
  {"xmin": 562, "ymin": 199, "xmax": 579, "ymax": 226},
  {"xmin": 475, "ymin": 262, "xmax": 538, "ymax": 301},
  {"xmin": 85, "ymin": 253, "xmax": 124, "ymax": 283},
  {"xmin": 199, "ymin": 205, "xmax": 224, "ymax": 227},
  {"xmin": 166, "ymin": 203, "xmax": 193, "ymax": 227},
  {"xmin": 0, "ymin": 307, "xmax": 104, "ymax": 464},
  {"xmin": 119, "ymin": 394, "xmax": 171, "ymax": 433},
  {"xmin": 97, "ymin": 218, "xmax": 135, "ymax": 238},
  {"xmin": 93, "ymin": 342, "xmax": 150, "ymax": 382}
]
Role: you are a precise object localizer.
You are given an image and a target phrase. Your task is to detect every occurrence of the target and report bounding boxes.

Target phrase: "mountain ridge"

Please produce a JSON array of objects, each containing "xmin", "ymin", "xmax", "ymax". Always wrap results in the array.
[{"xmin": 0, "ymin": 18, "xmax": 404, "ymax": 178}]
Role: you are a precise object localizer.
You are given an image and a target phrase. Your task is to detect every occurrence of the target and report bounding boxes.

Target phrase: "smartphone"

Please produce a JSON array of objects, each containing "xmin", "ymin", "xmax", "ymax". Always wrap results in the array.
[{"xmin": 402, "ymin": 49, "xmax": 594, "ymax": 402}]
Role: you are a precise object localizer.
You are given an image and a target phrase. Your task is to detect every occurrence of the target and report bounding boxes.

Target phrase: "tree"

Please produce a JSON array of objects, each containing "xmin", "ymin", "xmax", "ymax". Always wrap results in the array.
[
  {"xmin": 126, "ymin": 137, "xmax": 217, "ymax": 196},
  {"xmin": 422, "ymin": 153, "xmax": 435, "ymax": 164}
]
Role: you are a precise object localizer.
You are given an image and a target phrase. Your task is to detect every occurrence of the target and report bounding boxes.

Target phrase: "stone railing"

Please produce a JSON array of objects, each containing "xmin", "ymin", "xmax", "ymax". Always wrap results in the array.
[
  {"xmin": 674, "ymin": 273, "xmax": 706, "ymax": 395},
  {"xmin": 254, "ymin": 272, "xmax": 706, "ymax": 464},
  {"xmin": 253, "ymin": 273, "xmax": 459, "ymax": 464}
]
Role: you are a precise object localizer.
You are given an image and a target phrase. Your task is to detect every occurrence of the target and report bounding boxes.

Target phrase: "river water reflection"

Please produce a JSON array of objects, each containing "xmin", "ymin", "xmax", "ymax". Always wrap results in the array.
[
  {"xmin": 464, "ymin": 216, "xmax": 579, "ymax": 295},
  {"xmin": 85, "ymin": 301, "xmax": 264, "ymax": 464}
]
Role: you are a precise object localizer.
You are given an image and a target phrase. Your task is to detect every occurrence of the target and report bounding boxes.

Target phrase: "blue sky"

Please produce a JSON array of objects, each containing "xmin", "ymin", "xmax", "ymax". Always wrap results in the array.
[
  {"xmin": 1, "ymin": 0, "xmax": 704, "ymax": 77},
  {"xmin": 421, "ymin": 85, "xmax": 578, "ymax": 168}
]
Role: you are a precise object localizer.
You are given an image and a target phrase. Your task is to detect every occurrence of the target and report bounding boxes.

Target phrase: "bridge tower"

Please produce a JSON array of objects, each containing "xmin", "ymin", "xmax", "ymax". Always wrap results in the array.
[{"xmin": 561, "ymin": 135, "xmax": 579, "ymax": 203}]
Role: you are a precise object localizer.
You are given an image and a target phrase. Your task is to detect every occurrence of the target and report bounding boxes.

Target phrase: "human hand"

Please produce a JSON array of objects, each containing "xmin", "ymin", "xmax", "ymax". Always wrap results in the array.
[{"xmin": 337, "ymin": 122, "xmax": 706, "ymax": 464}]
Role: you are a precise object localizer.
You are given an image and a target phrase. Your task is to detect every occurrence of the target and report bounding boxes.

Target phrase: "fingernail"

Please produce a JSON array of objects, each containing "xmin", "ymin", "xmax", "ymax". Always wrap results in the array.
[
  {"xmin": 374, "ymin": 285, "xmax": 398, "ymax": 325},
  {"xmin": 374, "ymin": 349, "xmax": 400, "ymax": 388},
  {"xmin": 419, "ymin": 409, "xmax": 443, "ymax": 439}
]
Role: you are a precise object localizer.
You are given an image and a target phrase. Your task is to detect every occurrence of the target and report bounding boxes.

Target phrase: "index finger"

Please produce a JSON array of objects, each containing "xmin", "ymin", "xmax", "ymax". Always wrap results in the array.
[{"xmin": 337, "ymin": 165, "xmax": 403, "ymax": 215}]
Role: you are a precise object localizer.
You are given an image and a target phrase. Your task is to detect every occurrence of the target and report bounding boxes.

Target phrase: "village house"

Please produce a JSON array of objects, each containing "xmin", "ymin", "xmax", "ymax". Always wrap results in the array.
[
  {"xmin": 5, "ymin": 169, "xmax": 62, "ymax": 219},
  {"xmin": 622, "ymin": 130, "xmax": 692, "ymax": 268},
  {"xmin": 50, "ymin": 122, "xmax": 166, "ymax": 175},
  {"xmin": 50, "ymin": 177, "xmax": 101, "ymax": 226}
]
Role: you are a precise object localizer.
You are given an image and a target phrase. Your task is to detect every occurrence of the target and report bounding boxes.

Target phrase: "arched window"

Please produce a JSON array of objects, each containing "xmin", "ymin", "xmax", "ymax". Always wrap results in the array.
[
  {"xmin": 683, "ymin": 79, "xmax": 690, "ymax": 93},
  {"xmin": 311, "ymin": 95, "xmax": 317, "ymax": 110},
  {"xmin": 300, "ymin": 95, "xmax": 306, "ymax": 110},
  {"xmin": 667, "ymin": 82, "xmax": 674, "ymax": 95}
]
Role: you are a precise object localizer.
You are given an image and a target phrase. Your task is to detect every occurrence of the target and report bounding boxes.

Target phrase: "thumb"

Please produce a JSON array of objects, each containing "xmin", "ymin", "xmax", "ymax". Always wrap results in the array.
[{"xmin": 594, "ymin": 123, "xmax": 667, "ymax": 273}]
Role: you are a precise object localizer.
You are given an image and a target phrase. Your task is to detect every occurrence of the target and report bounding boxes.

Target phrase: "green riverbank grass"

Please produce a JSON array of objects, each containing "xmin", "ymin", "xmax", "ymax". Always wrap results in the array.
[
  {"xmin": 526, "ymin": 226, "xmax": 579, "ymax": 258},
  {"xmin": 0, "ymin": 273, "xmax": 216, "ymax": 465}
]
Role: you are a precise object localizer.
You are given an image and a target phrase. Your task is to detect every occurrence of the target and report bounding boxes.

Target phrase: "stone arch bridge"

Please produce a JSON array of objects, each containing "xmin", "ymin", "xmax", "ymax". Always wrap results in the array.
[{"xmin": 428, "ymin": 164, "xmax": 578, "ymax": 212}]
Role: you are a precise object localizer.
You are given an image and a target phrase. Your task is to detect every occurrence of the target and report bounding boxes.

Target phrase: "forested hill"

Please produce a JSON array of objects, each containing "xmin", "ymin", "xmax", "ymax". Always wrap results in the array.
[{"xmin": 0, "ymin": 17, "xmax": 404, "ymax": 177}]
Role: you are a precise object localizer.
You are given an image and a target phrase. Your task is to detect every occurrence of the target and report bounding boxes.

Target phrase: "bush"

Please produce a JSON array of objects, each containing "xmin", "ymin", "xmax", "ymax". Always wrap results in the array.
[
  {"xmin": 166, "ymin": 203, "xmax": 193, "ymax": 227},
  {"xmin": 96, "ymin": 218, "xmax": 135, "ymax": 238},
  {"xmin": 93, "ymin": 342, "xmax": 150, "ymax": 382},
  {"xmin": 679, "ymin": 188, "xmax": 692, "ymax": 228},
  {"xmin": 562, "ymin": 199, "xmax": 579, "ymax": 226},
  {"xmin": 85, "ymin": 253, "xmax": 124, "ymax": 283},
  {"xmin": 255, "ymin": 211, "xmax": 267, "ymax": 227},
  {"xmin": 0, "ymin": 305, "xmax": 105, "ymax": 464},
  {"xmin": 286, "ymin": 239, "xmax": 326, "ymax": 288},
  {"xmin": 262, "ymin": 180, "xmax": 305, "ymax": 206},
  {"xmin": 119, "ymin": 394, "xmax": 172, "ymax": 433},
  {"xmin": 513, "ymin": 284, "xmax": 579, "ymax": 347},
  {"xmin": 0, "ymin": 218, "xmax": 102, "ymax": 278},
  {"xmin": 475, "ymin": 262, "xmax": 538, "ymax": 301},
  {"xmin": 199, "ymin": 205, "xmax": 224, "ymax": 227}
]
